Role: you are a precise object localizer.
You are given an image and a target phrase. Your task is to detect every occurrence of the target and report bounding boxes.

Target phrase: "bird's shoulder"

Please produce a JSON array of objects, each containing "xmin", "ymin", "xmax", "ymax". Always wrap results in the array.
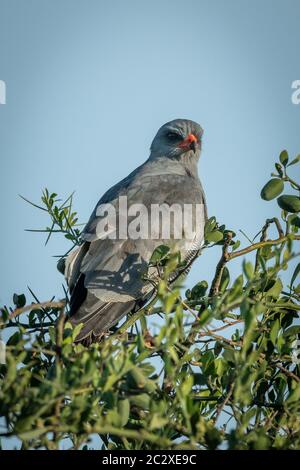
[{"xmin": 82, "ymin": 159, "xmax": 205, "ymax": 238}]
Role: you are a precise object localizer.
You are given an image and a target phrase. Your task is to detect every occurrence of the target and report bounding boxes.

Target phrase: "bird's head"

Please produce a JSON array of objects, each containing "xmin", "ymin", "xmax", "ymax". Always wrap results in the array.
[{"xmin": 150, "ymin": 119, "xmax": 203, "ymax": 160}]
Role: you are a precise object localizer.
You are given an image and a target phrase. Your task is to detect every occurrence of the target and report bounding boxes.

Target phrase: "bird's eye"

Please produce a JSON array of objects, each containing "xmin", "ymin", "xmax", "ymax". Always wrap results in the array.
[{"xmin": 166, "ymin": 132, "xmax": 183, "ymax": 142}]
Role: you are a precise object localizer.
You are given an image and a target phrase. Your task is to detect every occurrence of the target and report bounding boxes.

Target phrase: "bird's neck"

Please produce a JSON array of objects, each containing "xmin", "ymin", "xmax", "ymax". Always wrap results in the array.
[
  {"xmin": 176, "ymin": 152, "xmax": 199, "ymax": 178},
  {"xmin": 148, "ymin": 151, "xmax": 200, "ymax": 179}
]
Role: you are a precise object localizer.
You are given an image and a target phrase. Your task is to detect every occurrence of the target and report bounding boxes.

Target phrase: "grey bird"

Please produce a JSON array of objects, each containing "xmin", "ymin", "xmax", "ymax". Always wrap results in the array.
[{"xmin": 65, "ymin": 119, "xmax": 207, "ymax": 344}]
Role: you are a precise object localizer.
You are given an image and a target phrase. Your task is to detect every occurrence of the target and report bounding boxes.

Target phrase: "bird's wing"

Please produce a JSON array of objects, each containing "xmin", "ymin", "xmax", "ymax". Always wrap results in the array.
[{"xmin": 65, "ymin": 170, "xmax": 206, "ymax": 342}]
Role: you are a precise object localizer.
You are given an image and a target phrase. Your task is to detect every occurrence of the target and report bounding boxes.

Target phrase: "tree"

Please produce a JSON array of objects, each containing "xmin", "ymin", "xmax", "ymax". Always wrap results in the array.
[{"xmin": 1, "ymin": 151, "xmax": 300, "ymax": 450}]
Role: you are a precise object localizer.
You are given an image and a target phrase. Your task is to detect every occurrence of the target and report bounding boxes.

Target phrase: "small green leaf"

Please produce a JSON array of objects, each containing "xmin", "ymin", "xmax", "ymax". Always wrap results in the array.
[
  {"xmin": 190, "ymin": 281, "xmax": 208, "ymax": 299},
  {"xmin": 243, "ymin": 260, "xmax": 254, "ymax": 280},
  {"xmin": 215, "ymin": 358, "xmax": 228, "ymax": 377},
  {"xmin": 261, "ymin": 179, "xmax": 284, "ymax": 201},
  {"xmin": 180, "ymin": 375, "xmax": 194, "ymax": 395},
  {"xmin": 204, "ymin": 217, "xmax": 217, "ymax": 235},
  {"xmin": 289, "ymin": 214, "xmax": 300, "ymax": 228},
  {"xmin": 277, "ymin": 195, "xmax": 300, "ymax": 213},
  {"xmin": 164, "ymin": 290, "xmax": 178, "ymax": 314},
  {"xmin": 287, "ymin": 154, "xmax": 300, "ymax": 167},
  {"xmin": 72, "ymin": 323, "xmax": 84, "ymax": 341},
  {"xmin": 149, "ymin": 245, "xmax": 170, "ymax": 264},
  {"xmin": 197, "ymin": 308, "xmax": 213, "ymax": 327},
  {"xmin": 294, "ymin": 283, "xmax": 300, "ymax": 294},
  {"xmin": 128, "ymin": 368, "xmax": 146, "ymax": 388},
  {"xmin": 13, "ymin": 293, "xmax": 26, "ymax": 308},
  {"xmin": 220, "ymin": 267, "xmax": 230, "ymax": 292},
  {"xmin": 270, "ymin": 319, "xmax": 280, "ymax": 346},
  {"xmin": 48, "ymin": 326, "xmax": 56, "ymax": 344},
  {"xmin": 266, "ymin": 278, "xmax": 283, "ymax": 298},
  {"xmin": 286, "ymin": 385, "xmax": 300, "ymax": 404},
  {"xmin": 279, "ymin": 150, "xmax": 289, "ymax": 167},
  {"xmin": 231, "ymin": 240, "xmax": 241, "ymax": 251},
  {"xmin": 283, "ymin": 325, "xmax": 300, "ymax": 337},
  {"xmin": 118, "ymin": 399, "xmax": 130, "ymax": 427},
  {"xmin": 129, "ymin": 393, "xmax": 150, "ymax": 409},
  {"xmin": 291, "ymin": 262, "xmax": 300, "ymax": 287},
  {"xmin": 205, "ymin": 230, "xmax": 223, "ymax": 243},
  {"xmin": 149, "ymin": 414, "xmax": 168, "ymax": 430},
  {"xmin": 275, "ymin": 163, "xmax": 283, "ymax": 177}
]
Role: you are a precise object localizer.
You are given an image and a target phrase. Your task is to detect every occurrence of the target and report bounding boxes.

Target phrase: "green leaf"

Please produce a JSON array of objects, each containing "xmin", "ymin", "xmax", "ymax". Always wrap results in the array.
[
  {"xmin": 283, "ymin": 325, "xmax": 300, "ymax": 337},
  {"xmin": 220, "ymin": 267, "xmax": 230, "ymax": 292},
  {"xmin": 286, "ymin": 385, "xmax": 300, "ymax": 404},
  {"xmin": 260, "ymin": 179, "xmax": 284, "ymax": 201},
  {"xmin": 231, "ymin": 240, "xmax": 241, "ymax": 251},
  {"xmin": 289, "ymin": 214, "xmax": 300, "ymax": 228},
  {"xmin": 128, "ymin": 368, "xmax": 146, "ymax": 388},
  {"xmin": 294, "ymin": 283, "xmax": 300, "ymax": 294},
  {"xmin": 277, "ymin": 195, "xmax": 300, "ymax": 213},
  {"xmin": 129, "ymin": 393, "xmax": 150, "ymax": 409},
  {"xmin": 149, "ymin": 245, "xmax": 170, "ymax": 264},
  {"xmin": 48, "ymin": 326, "xmax": 56, "ymax": 344},
  {"xmin": 143, "ymin": 379, "xmax": 157, "ymax": 393},
  {"xmin": 190, "ymin": 281, "xmax": 208, "ymax": 299},
  {"xmin": 287, "ymin": 154, "xmax": 300, "ymax": 167},
  {"xmin": 291, "ymin": 263, "xmax": 300, "ymax": 287},
  {"xmin": 228, "ymin": 274, "xmax": 244, "ymax": 302},
  {"xmin": 266, "ymin": 278, "xmax": 283, "ymax": 298},
  {"xmin": 180, "ymin": 375, "xmax": 194, "ymax": 395},
  {"xmin": 215, "ymin": 358, "xmax": 228, "ymax": 377},
  {"xmin": 279, "ymin": 150, "xmax": 289, "ymax": 167},
  {"xmin": 72, "ymin": 323, "xmax": 84, "ymax": 341},
  {"xmin": 270, "ymin": 319, "xmax": 280, "ymax": 346},
  {"xmin": 7, "ymin": 331, "xmax": 21, "ymax": 346},
  {"xmin": 197, "ymin": 308, "xmax": 213, "ymax": 327},
  {"xmin": 275, "ymin": 162, "xmax": 283, "ymax": 177},
  {"xmin": 13, "ymin": 293, "xmax": 26, "ymax": 308},
  {"xmin": 243, "ymin": 260, "xmax": 254, "ymax": 280},
  {"xmin": 149, "ymin": 414, "xmax": 168, "ymax": 431},
  {"xmin": 204, "ymin": 217, "xmax": 217, "ymax": 235},
  {"xmin": 164, "ymin": 290, "xmax": 178, "ymax": 314},
  {"xmin": 118, "ymin": 399, "xmax": 130, "ymax": 427},
  {"xmin": 205, "ymin": 230, "xmax": 223, "ymax": 243},
  {"xmin": 223, "ymin": 347, "xmax": 236, "ymax": 364}
]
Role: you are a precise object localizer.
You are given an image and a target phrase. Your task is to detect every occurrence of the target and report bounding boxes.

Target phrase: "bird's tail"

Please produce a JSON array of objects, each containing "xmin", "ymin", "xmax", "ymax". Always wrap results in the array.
[{"xmin": 69, "ymin": 290, "xmax": 135, "ymax": 344}]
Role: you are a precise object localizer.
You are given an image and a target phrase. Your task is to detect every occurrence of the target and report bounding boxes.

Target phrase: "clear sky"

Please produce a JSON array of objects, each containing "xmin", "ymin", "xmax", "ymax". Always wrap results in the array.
[{"xmin": 0, "ymin": 0, "xmax": 300, "ymax": 321}]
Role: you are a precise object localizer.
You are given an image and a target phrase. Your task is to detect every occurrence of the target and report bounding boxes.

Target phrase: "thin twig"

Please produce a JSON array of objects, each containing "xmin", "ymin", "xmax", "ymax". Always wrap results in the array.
[
  {"xmin": 209, "ymin": 231, "xmax": 233, "ymax": 297},
  {"xmin": 198, "ymin": 319, "xmax": 243, "ymax": 336},
  {"xmin": 255, "ymin": 218, "xmax": 284, "ymax": 271},
  {"xmin": 214, "ymin": 382, "xmax": 235, "ymax": 424},
  {"xmin": 55, "ymin": 308, "xmax": 66, "ymax": 359},
  {"xmin": 230, "ymin": 234, "xmax": 300, "ymax": 261},
  {"xmin": 272, "ymin": 362, "xmax": 300, "ymax": 383},
  {"xmin": 7, "ymin": 300, "xmax": 66, "ymax": 321}
]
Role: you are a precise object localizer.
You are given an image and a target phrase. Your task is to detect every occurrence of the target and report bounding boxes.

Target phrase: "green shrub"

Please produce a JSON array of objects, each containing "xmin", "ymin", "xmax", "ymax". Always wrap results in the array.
[{"xmin": 1, "ymin": 151, "xmax": 300, "ymax": 450}]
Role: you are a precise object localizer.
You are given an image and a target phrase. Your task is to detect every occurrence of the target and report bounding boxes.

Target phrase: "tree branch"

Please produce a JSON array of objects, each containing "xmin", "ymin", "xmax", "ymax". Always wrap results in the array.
[{"xmin": 5, "ymin": 300, "xmax": 66, "ymax": 322}]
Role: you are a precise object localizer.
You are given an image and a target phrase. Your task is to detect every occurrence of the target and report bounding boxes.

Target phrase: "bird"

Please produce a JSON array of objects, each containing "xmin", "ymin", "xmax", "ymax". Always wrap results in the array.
[{"xmin": 65, "ymin": 118, "xmax": 207, "ymax": 344}]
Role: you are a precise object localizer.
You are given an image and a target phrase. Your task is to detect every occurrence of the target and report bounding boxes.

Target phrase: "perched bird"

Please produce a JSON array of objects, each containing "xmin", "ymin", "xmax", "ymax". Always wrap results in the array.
[{"xmin": 65, "ymin": 119, "xmax": 207, "ymax": 344}]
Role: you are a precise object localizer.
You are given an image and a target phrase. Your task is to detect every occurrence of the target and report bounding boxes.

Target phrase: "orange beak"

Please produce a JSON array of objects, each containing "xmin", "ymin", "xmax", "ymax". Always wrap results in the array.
[{"xmin": 178, "ymin": 133, "xmax": 198, "ymax": 153}]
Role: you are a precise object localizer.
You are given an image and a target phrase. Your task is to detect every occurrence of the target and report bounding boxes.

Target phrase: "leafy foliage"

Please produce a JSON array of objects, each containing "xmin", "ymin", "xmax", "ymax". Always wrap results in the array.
[{"xmin": 1, "ymin": 151, "xmax": 300, "ymax": 450}]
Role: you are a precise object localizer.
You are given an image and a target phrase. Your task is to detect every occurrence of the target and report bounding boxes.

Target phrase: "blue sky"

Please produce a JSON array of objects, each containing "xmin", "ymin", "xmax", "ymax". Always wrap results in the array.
[{"xmin": 0, "ymin": 0, "xmax": 299, "ymax": 321}]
